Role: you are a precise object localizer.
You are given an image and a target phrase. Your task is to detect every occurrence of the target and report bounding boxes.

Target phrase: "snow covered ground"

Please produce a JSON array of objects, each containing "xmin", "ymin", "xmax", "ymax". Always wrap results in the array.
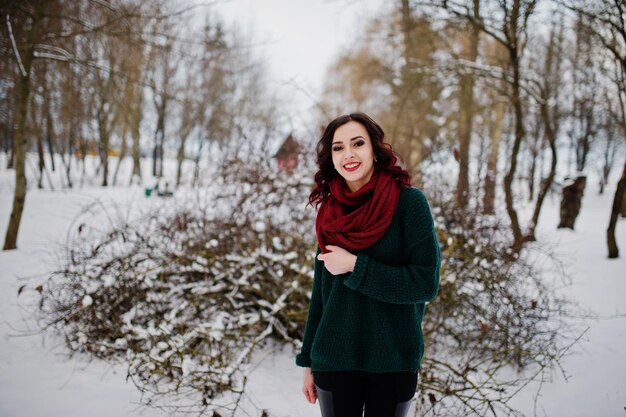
[{"xmin": 0, "ymin": 159, "xmax": 625, "ymax": 417}]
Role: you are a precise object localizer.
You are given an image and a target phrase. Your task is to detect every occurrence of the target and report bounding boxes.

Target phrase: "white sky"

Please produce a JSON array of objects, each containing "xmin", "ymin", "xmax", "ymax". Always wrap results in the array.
[{"xmin": 211, "ymin": 0, "xmax": 388, "ymax": 131}]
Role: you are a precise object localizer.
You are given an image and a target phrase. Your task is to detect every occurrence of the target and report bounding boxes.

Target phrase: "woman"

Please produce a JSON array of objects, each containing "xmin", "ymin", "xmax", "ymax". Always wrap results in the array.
[{"xmin": 295, "ymin": 112, "xmax": 441, "ymax": 417}]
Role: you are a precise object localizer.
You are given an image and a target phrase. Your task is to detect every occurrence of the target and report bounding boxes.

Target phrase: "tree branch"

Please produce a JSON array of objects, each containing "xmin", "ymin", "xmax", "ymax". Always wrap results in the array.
[{"xmin": 5, "ymin": 14, "xmax": 26, "ymax": 77}]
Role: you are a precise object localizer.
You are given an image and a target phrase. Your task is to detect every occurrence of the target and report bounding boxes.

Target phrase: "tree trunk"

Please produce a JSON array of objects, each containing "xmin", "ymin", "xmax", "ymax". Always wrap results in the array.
[
  {"xmin": 398, "ymin": 0, "xmax": 428, "ymax": 185},
  {"xmin": 98, "ymin": 119, "xmax": 109, "ymax": 187},
  {"xmin": 483, "ymin": 98, "xmax": 505, "ymax": 215},
  {"xmin": 410, "ymin": 140, "xmax": 423, "ymax": 188},
  {"xmin": 61, "ymin": 119, "xmax": 75, "ymax": 188},
  {"xmin": 112, "ymin": 126, "xmax": 128, "ymax": 186},
  {"xmin": 456, "ymin": 0, "xmax": 480, "ymax": 209},
  {"xmin": 130, "ymin": 96, "xmax": 142, "ymax": 184},
  {"xmin": 528, "ymin": 151, "xmax": 537, "ymax": 202},
  {"xmin": 176, "ymin": 135, "xmax": 187, "ymax": 187},
  {"xmin": 4, "ymin": 1, "xmax": 44, "ymax": 250},
  {"xmin": 526, "ymin": 19, "xmax": 563, "ymax": 240},
  {"xmin": 153, "ymin": 106, "xmax": 164, "ymax": 178},
  {"xmin": 607, "ymin": 158, "xmax": 626, "ymax": 258},
  {"xmin": 558, "ymin": 175, "xmax": 586, "ymax": 229},
  {"xmin": 159, "ymin": 131, "xmax": 164, "ymax": 178},
  {"xmin": 46, "ymin": 105, "xmax": 56, "ymax": 172},
  {"xmin": 192, "ymin": 134, "xmax": 204, "ymax": 187},
  {"xmin": 527, "ymin": 119, "xmax": 542, "ymax": 202},
  {"xmin": 502, "ymin": 0, "xmax": 531, "ymax": 253},
  {"xmin": 36, "ymin": 123, "xmax": 45, "ymax": 189},
  {"xmin": 78, "ymin": 133, "xmax": 87, "ymax": 187},
  {"xmin": 503, "ymin": 54, "xmax": 525, "ymax": 252},
  {"xmin": 529, "ymin": 105, "xmax": 558, "ymax": 238},
  {"xmin": 4, "ymin": 72, "xmax": 32, "ymax": 249},
  {"xmin": 7, "ymin": 142, "xmax": 15, "ymax": 170}
]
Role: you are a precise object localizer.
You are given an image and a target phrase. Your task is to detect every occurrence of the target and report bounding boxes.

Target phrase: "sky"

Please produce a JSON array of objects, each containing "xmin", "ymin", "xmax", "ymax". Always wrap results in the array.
[{"xmin": 211, "ymin": 0, "xmax": 389, "ymax": 132}]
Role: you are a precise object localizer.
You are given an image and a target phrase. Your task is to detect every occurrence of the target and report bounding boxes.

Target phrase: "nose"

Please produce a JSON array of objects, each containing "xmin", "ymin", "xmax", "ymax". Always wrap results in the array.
[{"xmin": 343, "ymin": 148, "xmax": 355, "ymax": 160}]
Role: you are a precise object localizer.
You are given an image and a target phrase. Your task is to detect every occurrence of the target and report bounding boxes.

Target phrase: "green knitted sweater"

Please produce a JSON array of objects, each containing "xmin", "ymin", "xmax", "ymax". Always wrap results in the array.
[{"xmin": 295, "ymin": 186, "xmax": 441, "ymax": 373}]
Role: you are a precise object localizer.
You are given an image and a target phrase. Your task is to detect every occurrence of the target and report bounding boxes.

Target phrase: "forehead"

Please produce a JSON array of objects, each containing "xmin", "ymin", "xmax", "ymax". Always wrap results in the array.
[{"xmin": 333, "ymin": 121, "xmax": 370, "ymax": 142}]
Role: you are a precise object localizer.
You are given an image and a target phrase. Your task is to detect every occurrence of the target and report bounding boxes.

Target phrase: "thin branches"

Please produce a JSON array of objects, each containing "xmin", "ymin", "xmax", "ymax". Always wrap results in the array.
[{"xmin": 5, "ymin": 14, "xmax": 26, "ymax": 77}]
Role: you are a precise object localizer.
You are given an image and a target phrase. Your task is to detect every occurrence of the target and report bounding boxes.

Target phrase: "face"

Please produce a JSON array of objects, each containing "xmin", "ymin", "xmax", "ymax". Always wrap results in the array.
[{"xmin": 331, "ymin": 121, "xmax": 376, "ymax": 192}]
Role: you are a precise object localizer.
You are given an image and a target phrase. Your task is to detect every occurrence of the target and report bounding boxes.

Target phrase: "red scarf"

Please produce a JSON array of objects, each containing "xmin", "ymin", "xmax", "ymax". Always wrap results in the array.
[{"xmin": 316, "ymin": 168, "xmax": 402, "ymax": 253}]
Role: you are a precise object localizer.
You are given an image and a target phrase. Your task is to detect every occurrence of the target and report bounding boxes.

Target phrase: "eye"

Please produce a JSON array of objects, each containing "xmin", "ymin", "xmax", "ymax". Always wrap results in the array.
[
  {"xmin": 332, "ymin": 146, "xmax": 342, "ymax": 152},
  {"xmin": 354, "ymin": 140, "xmax": 365, "ymax": 147}
]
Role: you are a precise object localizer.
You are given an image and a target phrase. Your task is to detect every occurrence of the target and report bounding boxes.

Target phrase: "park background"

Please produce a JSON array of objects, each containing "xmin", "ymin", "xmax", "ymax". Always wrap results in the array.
[{"xmin": 1, "ymin": 1, "xmax": 625, "ymax": 416}]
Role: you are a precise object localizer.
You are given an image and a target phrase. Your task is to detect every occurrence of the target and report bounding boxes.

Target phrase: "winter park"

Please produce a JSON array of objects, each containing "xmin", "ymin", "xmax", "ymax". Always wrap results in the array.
[{"xmin": 1, "ymin": 1, "xmax": 626, "ymax": 417}]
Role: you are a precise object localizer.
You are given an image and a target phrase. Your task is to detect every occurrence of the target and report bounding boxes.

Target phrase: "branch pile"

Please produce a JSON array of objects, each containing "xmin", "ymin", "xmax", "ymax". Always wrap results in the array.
[
  {"xmin": 40, "ymin": 168, "xmax": 316, "ymax": 415},
  {"xmin": 39, "ymin": 166, "xmax": 583, "ymax": 416}
]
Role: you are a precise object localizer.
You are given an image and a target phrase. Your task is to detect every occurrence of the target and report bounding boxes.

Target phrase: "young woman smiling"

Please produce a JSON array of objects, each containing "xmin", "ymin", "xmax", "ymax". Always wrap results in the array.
[{"xmin": 295, "ymin": 112, "xmax": 441, "ymax": 417}]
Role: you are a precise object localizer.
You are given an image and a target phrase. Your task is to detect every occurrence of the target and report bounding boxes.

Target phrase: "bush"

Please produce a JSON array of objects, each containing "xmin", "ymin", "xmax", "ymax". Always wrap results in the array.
[
  {"xmin": 39, "ymin": 162, "xmax": 584, "ymax": 416},
  {"xmin": 418, "ymin": 191, "xmax": 583, "ymax": 416},
  {"xmin": 40, "ymin": 166, "xmax": 316, "ymax": 415}
]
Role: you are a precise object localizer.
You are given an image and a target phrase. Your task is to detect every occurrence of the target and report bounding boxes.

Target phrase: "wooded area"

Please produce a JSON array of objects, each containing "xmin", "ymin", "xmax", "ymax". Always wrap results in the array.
[
  {"xmin": 2, "ymin": 1, "xmax": 625, "ymax": 415},
  {"xmin": 320, "ymin": 0, "xmax": 626, "ymax": 256},
  {"xmin": 1, "ymin": 0, "xmax": 278, "ymax": 249},
  {"xmin": 1, "ymin": 1, "xmax": 625, "ymax": 249}
]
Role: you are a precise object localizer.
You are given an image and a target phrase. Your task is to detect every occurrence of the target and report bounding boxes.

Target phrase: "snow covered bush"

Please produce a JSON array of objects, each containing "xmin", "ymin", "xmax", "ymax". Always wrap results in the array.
[
  {"xmin": 418, "ymin": 191, "xmax": 584, "ymax": 416},
  {"xmin": 38, "ymin": 158, "xmax": 583, "ymax": 416},
  {"xmin": 40, "ymin": 163, "xmax": 317, "ymax": 415}
]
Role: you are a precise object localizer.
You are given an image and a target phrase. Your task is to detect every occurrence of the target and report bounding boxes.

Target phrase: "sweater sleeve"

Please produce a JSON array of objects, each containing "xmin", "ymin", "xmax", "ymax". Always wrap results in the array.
[
  {"xmin": 343, "ymin": 189, "xmax": 441, "ymax": 305},
  {"xmin": 295, "ymin": 246, "xmax": 324, "ymax": 368}
]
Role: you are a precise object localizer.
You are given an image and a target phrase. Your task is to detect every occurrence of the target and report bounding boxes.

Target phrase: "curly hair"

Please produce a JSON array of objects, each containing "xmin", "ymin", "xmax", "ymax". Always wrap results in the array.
[{"xmin": 307, "ymin": 112, "xmax": 411, "ymax": 209}]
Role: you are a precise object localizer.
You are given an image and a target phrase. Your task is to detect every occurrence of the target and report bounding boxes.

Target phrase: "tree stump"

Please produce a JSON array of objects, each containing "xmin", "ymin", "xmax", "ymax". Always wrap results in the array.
[{"xmin": 558, "ymin": 175, "xmax": 586, "ymax": 229}]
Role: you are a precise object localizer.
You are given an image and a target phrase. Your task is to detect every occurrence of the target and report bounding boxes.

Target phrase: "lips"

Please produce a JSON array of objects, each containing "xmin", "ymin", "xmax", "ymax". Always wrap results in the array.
[{"xmin": 343, "ymin": 162, "xmax": 361, "ymax": 172}]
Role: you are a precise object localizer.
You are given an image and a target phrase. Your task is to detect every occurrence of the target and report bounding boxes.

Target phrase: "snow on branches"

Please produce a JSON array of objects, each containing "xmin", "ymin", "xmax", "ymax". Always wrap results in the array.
[
  {"xmin": 36, "ymin": 160, "xmax": 584, "ymax": 416},
  {"xmin": 39, "ymin": 166, "xmax": 316, "ymax": 415}
]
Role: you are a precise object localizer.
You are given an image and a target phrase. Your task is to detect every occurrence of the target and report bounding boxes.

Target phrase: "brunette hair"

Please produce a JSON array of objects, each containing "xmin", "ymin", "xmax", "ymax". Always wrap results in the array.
[{"xmin": 307, "ymin": 112, "xmax": 411, "ymax": 208}]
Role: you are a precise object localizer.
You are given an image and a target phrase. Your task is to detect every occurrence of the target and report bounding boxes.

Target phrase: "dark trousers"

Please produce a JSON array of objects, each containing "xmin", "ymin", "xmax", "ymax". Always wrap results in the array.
[{"xmin": 312, "ymin": 370, "xmax": 418, "ymax": 417}]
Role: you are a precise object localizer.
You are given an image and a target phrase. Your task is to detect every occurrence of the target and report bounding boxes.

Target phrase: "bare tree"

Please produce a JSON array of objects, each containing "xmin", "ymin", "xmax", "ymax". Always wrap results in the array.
[
  {"xmin": 529, "ymin": 17, "xmax": 566, "ymax": 238},
  {"xmin": 2, "ymin": 0, "xmax": 46, "ymax": 250},
  {"xmin": 1, "ymin": 0, "xmax": 164, "ymax": 248},
  {"xmin": 145, "ymin": 14, "xmax": 177, "ymax": 179},
  {"xmin": 455, "ymin": 0, "xmax": 480, "ymax": 209},
  {"xmin": 393, "ymin": 3, "xmax": 442, "ymax": 185},
  {"xmin": 88, "ymin": 35, "xmax": 126, "ymax": 187},
  {"xmin": 112, "ymin": 39, "xmax": 145, "ymax": 186},
  {"xmin": 568, "ymin": 11, "xmax": 600, "ymax": 173},
  {"xmin": 418, "ymin": 0, "xmax": 540, "ymax": 253},
  {"xmin": 563, "ymin": 0, "xmax": 626, "ymax": 257},
  {"xmin": 482, "ymin": 39, "xmax": 509, "ymax": 214},
  {"xmin": 598, "ymin": 90, "xmax": 622, "ymax": 194}
]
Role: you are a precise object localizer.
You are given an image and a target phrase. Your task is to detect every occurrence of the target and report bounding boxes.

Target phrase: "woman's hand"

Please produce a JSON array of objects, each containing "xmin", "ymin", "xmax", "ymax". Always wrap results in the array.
[
  {"xmin": 317, "ymin": 245, "xmax": 357, "ymax": 275},
  {"xmin": 302, "ymin": 367, "xmax": 317, "ymax": 404}
]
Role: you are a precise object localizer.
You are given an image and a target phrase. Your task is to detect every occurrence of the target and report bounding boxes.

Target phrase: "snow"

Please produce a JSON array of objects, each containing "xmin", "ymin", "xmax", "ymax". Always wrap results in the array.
[
  {"xmin": 504, "ymin": 182, "xmax": 626, "ymax": 417},
  {"xmin": 1, "ymin": 162, "xmax": 625, "ymax": 417},
  {"xmin": 0, "ymin": 187, "xmax": 164, "ymax": 417}
]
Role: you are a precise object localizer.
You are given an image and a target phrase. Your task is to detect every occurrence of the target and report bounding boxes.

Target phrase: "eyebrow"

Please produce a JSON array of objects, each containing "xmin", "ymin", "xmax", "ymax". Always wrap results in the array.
[{"xmin": 332, "ymin": 136, "xmax": 364, "ymax": 145}]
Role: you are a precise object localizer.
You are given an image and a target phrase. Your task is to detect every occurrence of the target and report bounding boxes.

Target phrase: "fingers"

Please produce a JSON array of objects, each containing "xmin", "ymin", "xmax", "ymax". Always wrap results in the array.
[
  {"xmin": 304, "ymin": 384, "xmax": 317, "ymax": 404},
  {"xmin": 320, "ymin": 245, "xmax": 340, "ymax": 256},
  {"xmin": 303, "ymin": 368, "xmax": 317, "ymax": 404},
  {"xmin": 318, "ymin": 245, "xmax": 338, "ymax": 260}
]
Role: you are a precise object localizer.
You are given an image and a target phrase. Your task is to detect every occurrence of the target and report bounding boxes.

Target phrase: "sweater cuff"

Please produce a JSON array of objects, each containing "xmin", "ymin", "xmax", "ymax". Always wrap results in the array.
[
  {"xmin": 295, "ymin": 352, "xmax": 311, "ymax": 367},
  {"xmin": 344, "ymin": 252, "xmax": 369, "ymax": 291}
]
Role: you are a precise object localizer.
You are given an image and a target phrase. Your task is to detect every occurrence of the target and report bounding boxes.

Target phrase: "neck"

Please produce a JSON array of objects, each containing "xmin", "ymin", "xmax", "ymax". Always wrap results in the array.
[
  {"xmin": 346, "ymin": 181, "xmax": 361, "ymax": 193},
  {"xmin": 345, "ymin": 167, "xmax": 376, "ymax": 192}
]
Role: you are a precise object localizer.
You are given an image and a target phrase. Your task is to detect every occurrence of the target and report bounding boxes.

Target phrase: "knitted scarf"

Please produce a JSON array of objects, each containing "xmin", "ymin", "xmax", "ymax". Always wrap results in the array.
[{"xmin": 315, "ymin": 167, "xmax": 402, "ymax": 253}]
